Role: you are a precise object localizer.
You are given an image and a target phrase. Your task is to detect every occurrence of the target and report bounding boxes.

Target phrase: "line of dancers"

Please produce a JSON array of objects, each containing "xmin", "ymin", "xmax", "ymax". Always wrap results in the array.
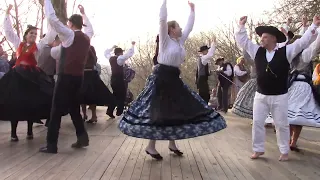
[{"xmin": 0, "ymin": 0, "xmax": 319, "ymax": 162}]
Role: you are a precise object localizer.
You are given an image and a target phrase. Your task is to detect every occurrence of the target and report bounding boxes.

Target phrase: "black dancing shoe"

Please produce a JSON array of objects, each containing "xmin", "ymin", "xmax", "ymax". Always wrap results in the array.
[
  {"xmin": 26, "ymin": 134, "xmax": 33, "ymax": 140},
  {"xmin": 35, "ymin": 120, "xmax": 44, "ymax": 124},
  {"xmin": 145, "ymin": 150, "xmax": 163, "ymax": 160},
  {"xmin": 11, "ymin": 136, "xmax": 19, "ymax": 142},
  {"xmin": 106, "ymin": 111, "xmax": 115, "ymax": 119},
  {"xmin": 39, "ymin": 145, "xmax": 58, "ymax": 154},
  {"xmin": 71, "ymin": 133, "xmax": 89, "ymax": 148},
  {"xmin": 86, "ymin": 119, "xmax": 98, "ymax": 124},
  {"xmin": 169, "ymin": 148, "xmax": 183, "ymax": 156}
]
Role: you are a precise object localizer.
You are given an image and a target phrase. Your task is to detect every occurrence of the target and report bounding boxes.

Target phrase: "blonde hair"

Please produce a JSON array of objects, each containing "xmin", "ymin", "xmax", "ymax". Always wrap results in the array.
[
  {"xmin": 314, "ymin": 63, "xmax": 320, "ymax": 85},
  {"xmin": 236, "ymin": 56, "xmax": 244, "ymax": 64},
  {"xmin": 167, "ymin": 21, "xmax": 177, "ymax": 33}
]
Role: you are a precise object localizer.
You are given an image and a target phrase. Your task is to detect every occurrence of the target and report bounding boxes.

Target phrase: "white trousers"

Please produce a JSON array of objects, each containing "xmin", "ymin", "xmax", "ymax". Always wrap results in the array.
[{"xmin": 252, "ymin": 92, "xmax": 290, "ymax": 154}]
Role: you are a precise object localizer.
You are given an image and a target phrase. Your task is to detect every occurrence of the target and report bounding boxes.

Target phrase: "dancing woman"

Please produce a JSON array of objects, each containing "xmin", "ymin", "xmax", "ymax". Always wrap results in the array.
[
  {"xmin": 118, "ymin": 0, "xmax": 226, "ymax": 160},
  {"xmin": 0, "ymin": 4, "xmax": 56, "ymax": 141}
]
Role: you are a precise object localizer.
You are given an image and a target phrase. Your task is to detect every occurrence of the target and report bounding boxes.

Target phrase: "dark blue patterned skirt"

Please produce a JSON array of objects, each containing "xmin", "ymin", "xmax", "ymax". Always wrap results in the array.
[{"xmin": 119, "ymin": 64, "xmax": 227, "ymax": 140}]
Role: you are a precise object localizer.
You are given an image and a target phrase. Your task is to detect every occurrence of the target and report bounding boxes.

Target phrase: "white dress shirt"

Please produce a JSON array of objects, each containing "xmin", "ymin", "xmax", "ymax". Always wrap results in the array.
[
  {"xmin": 44, "ymin": 0, "xmax": 93, "ymax": 48},
  {"xmin": 3, "ymin": 14, "xmax": 56, "ymax": 62},
  {"xmin": 158, "ymin": 0, "xmax": 195, "ymax": 68},
  {"xmin": 200, "ymin": 42, "xmax": 215, "ymax": 65},
  {"xmin": 44, "ymin": 0, "xmax": 94, "ymax": 61},
  {"xmin": 104, "ymin": 45, "xmax": 135, "ymax": 66},
  {"xmin": 217, "ymin": 64, "xmax": 232, "ymax": 76},
  {"xmin": 235, "ymin": 23, "xmax": 318, "ymax": 64},
  {"xmin": 234, "ymin": 64, "xmax": 247, "ymax": 76}
]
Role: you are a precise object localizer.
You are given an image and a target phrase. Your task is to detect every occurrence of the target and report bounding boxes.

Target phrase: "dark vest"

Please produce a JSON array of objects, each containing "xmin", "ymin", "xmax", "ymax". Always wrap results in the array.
[
  {"xmin": 109, "ymin": 56, "xmax": 124, "ymax": 79},
  {"xmin": 59, "ymin": 31, "xmax": 90, "ymax": 76},
  {"xmin": 255, "ymin": 47, "xmax": 290, "ymax": 95},
  {"xmin": 197, "ymin": 57, "xmax": 209, "ymax": 77},
  {"xmin": 38, "ymin": 45, "xmax": 56, "ymax": 75},
  {"xmin": 85, "ymin": 46, "xmax": 97, "ymax": 69},
  {"xmin": 218, "ymin": 62, "xmax": 234, "ymax": 86}
]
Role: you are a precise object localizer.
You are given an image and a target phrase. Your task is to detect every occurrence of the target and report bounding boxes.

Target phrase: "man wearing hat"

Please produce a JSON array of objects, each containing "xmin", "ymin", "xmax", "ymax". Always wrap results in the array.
[
  {"xmin": 196, "ymin": 41, "xmax": 215, "ymax": 103},
  {"xmin": 215, "ymin": 57, "xmax": 234, "ymax": 113},
  {"xmin": 40, "ymin": 0, "xmax": 94, "ymax": 154},
  {"xmin": 235, "ymin": 15, "xmax": 320, "ymax": 161},
  {"xmin": 106, "ymin": 42, "xmax": 136, "ymax": 118}
]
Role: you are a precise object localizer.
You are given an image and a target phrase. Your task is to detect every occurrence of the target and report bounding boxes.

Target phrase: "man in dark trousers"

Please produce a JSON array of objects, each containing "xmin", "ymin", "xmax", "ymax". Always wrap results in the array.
[
  {"xmin": 40, "ymin": 0, "xmax": 94, "ymax": 153},
  {"xmin": 106, "ymin": 42, "xmax": 135, "ymax": 118},
  {"xmin": 215, "ymin": 57, "xmax": 234, "ymax": 113},
  {"xmin": 196, "ymin": 40, "xmax": 215, "ymax": 103}
]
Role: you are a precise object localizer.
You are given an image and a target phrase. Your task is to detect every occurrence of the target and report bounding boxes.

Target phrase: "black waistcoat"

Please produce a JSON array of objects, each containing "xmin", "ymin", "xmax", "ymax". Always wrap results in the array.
[
  {"xmin": 218, "ymin": 62, "xmax": 234, "ymax": 87},
  {"xmin": 255, "ymin": 47, "xmax": 290, "ymax": 95}
]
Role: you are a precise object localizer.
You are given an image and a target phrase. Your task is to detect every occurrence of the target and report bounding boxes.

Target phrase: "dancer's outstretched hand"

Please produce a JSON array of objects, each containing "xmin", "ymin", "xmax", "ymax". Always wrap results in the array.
[
  {"xmin": 78, "ymin": 5, "xmax": 85, "ymax": 14},
  {"xmin": 188, "ymin": 1, "xmax": 195, "ymax": 11},
  {"xmin": 313, "ymin": 15, "xmax": 320, "ymax": 26},
  {"xmin": 239, "ymin": 16, "xmax": 247, "ymax": 26},
  {"xmin": 6, "ymin": 4, "xmax": 13, "ymax": 14}
]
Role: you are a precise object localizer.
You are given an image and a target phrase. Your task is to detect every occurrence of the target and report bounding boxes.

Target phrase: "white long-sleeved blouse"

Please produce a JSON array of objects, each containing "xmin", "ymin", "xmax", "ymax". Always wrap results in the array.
[
  {"xmin": 158, "ymin": 0, "xmax": 195, "ymax": 68},
  {"xmin": 104, "ymin": 45, "xmax": 135, "ymax": 66},
  {"xmin": 3, "ymin": 14, "xmax": 56, "ymax": 62},
  {"xmin": 44, "ymin": 0, "xmax": 94, "ymax": 60}
]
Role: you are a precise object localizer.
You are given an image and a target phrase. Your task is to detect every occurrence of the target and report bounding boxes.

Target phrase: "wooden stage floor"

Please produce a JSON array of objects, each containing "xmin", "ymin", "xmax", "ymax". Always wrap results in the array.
[{"xmin": 0, "ymin": 107, "xmax": 319, "ymax": 180}]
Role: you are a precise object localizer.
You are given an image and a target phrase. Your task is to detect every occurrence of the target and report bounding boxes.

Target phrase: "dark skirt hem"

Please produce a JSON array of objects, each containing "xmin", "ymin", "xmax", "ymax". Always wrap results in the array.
[
  {"xmin": 0, "ymin": 66, "xmax": 54, "ymax": 121},
  {"xmin": 81, "ymin": 71, "xmax": 116, "ymax": 106},
  {"xmin": 118, "ymin": 115, "xmax": 227, "ymax": 140}
]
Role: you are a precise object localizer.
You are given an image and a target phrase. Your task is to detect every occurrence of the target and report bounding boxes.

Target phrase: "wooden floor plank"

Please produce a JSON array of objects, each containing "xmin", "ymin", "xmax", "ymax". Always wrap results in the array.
[{"xmin": 0, "ymin": 109, "xmax": 319, "ymax": 180}]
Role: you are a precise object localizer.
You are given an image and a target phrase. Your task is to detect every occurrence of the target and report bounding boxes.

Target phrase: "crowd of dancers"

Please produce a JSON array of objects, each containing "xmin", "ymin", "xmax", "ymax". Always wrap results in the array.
[{"xmin": 0, "ymin": 0, "xmax": 319, "ymax": 162}]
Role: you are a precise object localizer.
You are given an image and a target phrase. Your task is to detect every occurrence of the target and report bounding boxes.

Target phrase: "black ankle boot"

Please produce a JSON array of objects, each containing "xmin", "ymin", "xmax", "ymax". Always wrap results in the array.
[
  {"xmin": 71, "ymin": 133, "xmax": 89, "ymax": 148},
  {"xmin": 39, "ymin": 144, "xmax": 58, "ymax": 154}
]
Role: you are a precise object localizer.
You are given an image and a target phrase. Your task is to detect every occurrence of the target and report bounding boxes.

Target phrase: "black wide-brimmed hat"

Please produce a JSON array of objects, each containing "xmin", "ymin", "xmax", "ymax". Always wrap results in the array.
[
  {"xmin": 198, "ymin": 45, "xmax": 210, "ymax": 52},
  {"xmin": 215, "ymin": 57, "xmax": 224, "ymax": 65},
  {"xmin": 114, "ymin": 47, "xmax": 124, "ymax": 54},
  {"xmin": 255, "ymin": 26, "xmax": 287, "ymax": 43},
  {"xmin": 68, "ymin": 14, "xmax": 86, "ymax": 28}
]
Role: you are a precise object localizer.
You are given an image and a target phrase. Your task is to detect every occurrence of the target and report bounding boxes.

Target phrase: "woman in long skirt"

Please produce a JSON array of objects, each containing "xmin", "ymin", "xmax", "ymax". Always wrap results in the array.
[
  {"xmin": 81, "ymin": 45, "xmax": 116, "ymax": 123},
  {"xmin": 118, "ymin": 0, "xmax": 226, "ymax": 160},
  {"xmin": 232, "ymin": 51, "xmax": 257, "ymax": 119},
  {"xmin": 0, "ymin": 5, "xmax": 56, "ymax": 141}
]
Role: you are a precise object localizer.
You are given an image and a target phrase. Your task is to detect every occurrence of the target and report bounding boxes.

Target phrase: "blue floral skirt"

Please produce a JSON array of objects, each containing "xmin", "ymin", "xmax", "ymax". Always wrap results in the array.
[{"xmin": 119, "ymin": 64, "xmax": 227, "ymax": 140}]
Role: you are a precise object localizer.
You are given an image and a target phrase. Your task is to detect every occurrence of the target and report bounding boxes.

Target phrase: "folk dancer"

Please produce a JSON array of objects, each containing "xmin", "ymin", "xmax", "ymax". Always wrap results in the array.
[
  {"xmin": 196, "ymin": 41, "xmax": 215, "ymax": 103},
  {"xmin": 40, "ymin": 0, "xmax": 93, "ymax": 153},
  {"xmin": 235, "ymin": 15, "xmax": 319, "ymax": 161},
  {"xmin": 0, "ymin": 4, "xmax": 56, "ymax": 141},
  {"xmin": 118, "ymin": 0, "xmax": 226, "ymax": 160}
]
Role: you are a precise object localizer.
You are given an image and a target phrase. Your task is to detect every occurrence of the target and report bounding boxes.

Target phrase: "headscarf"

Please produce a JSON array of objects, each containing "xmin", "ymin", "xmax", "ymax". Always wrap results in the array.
[
  {"xmin": 236, "ymin": 56, "xmax": 243, "ymax": 64},
  {"xmin": 313, "ymin": 64, "xmax": 320, "ymax": 86}
]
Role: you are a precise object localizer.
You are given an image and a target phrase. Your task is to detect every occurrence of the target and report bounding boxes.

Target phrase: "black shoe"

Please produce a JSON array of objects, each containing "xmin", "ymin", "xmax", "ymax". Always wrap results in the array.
[
  {"xmin": 116, "ymin": 109, "xmax": 124, "ymax": 116},
  {"xmin": 86, "ymin": 119, "xmax": 97, "ymax": 124},
  {"xmin": 11, "ymin": 136, "xmax": 19, "ymax": 142},
  {"xmin": 169, "ymin": 148, "xmax": 183, "ymax": 156},
  {"xmin": 145, "ymin": 150, "xmax": 163, "ymax": 160},
  {"xmin": 26, "ymin": 134, "xmax": 33, "ymax": 140},
  {"xmin": 39, "ymin": 145, "xmax": 58, "ymax": 154},
  {"xmin": 35, "ymin": 120, "xmax": 44, "ymax": 124},
  {"xmin": 106, "ymin": 111, "xmax": 115, "ymax": 119},
  {"xmin": 71, "ymin": 133, "xmax": 89, "ymax": 148}
]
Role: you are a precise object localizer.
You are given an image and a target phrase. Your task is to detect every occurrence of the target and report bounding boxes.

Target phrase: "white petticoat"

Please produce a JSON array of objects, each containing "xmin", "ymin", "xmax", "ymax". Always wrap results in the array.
[{"xmin": 266, "ymin": 81, "xmax": 320, "ymax": 127}]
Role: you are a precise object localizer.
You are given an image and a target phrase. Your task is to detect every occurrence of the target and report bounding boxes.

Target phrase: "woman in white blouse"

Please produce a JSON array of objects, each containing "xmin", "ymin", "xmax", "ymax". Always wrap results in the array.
[
  {"xmin": 118, "ymin": 0, "xmax": 226, "ymax": 160},
  {"xmin": 0, "ymin": 4, "xmax": 56, "ymax": 142}
]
